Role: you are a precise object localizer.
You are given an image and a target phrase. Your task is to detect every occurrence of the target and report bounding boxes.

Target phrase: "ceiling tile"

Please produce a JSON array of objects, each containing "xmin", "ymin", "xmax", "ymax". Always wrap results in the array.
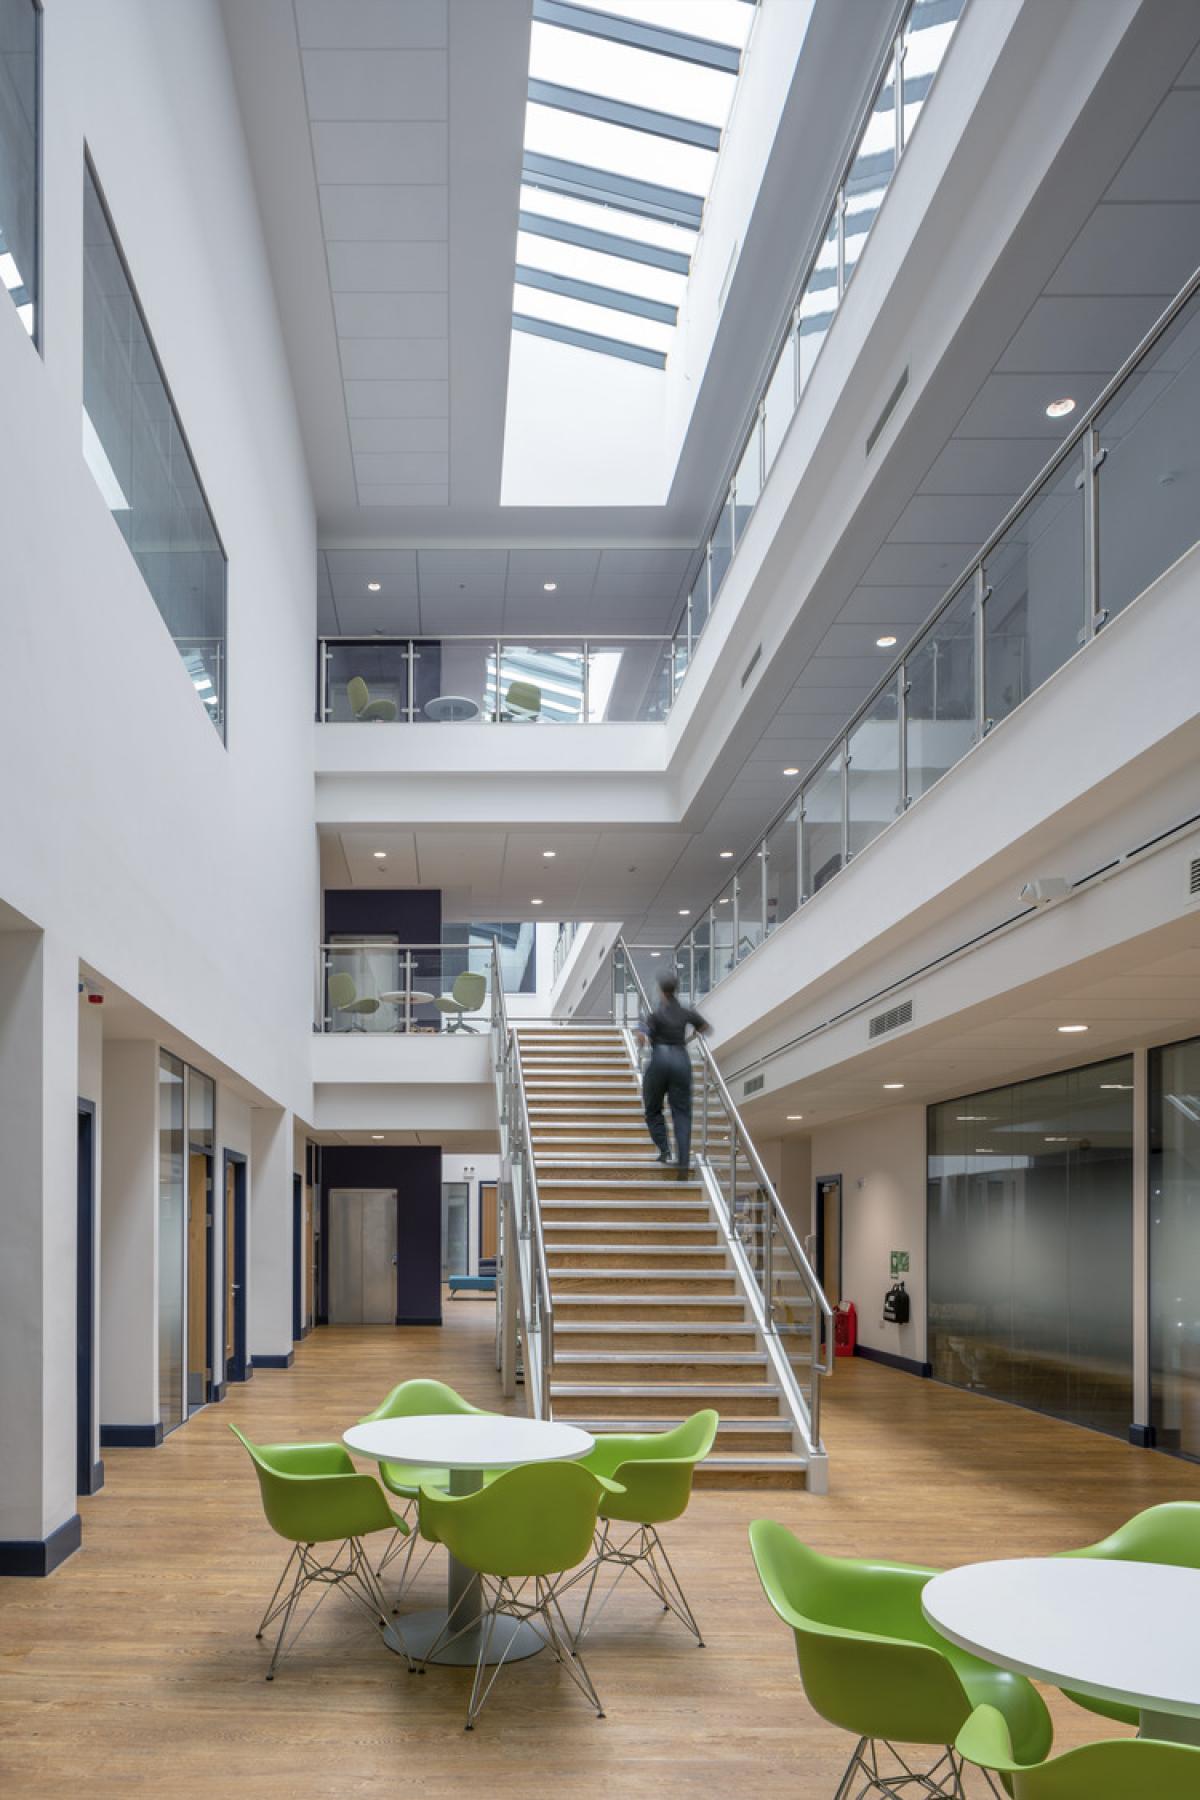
[
  {"xmin": 417, "ymin": 594, "xmax": 504, "ymax": 633},
  {"xmin": 302, "ymin": 49, "xmax": 448, "ymax": 122},
  {"xmin": 505, "ymin": 548, "xmax": 599, "ymax": 599},
  {"xmin": 839, "ymin": 584, "xmax": 947, "ymax": 624},
  {"xmin": 349, "ymin": 416, "xmax": 450, "ymax": 455},
  {"xmin": 319, "ymin": 184, "xmax": 448, "ymax": 242},
  {"xmin": 1106, "ymin": 91, "xmax": 1200, "ymax": 202},
  {"xmin": 355, "ymin": 450, "xmax": 450, "ymax": 485},
  {"xmin": 953, "ymin": 372, "xmax": 1110, "ymax": 441},
  {"xmin": 333, "ymin": 595, "xmax": 421, "ymax": 635},
  {"xmin": 1047, "ymin": 202, "xmax": 1200, "ymax": 296},
  {"xmin": 323, "ymin": 548, "xmax": 419, "ymax": 598},
  {"xmin": 919, "ymin": 437, "xmax": 1054, "ymax": 497},
  {"xmin": 327, "ymin": 241, "xmax": 449, "ymax": 293},
  {"xmin": 418, "ymin": 550, "xmax": 509, "ymax": 599},
  {"xmin": 340, "ymin": 338, "xmax": 449, "ymax": 379},
  {"xmin": 295, "ymin": 0, "xmax": 448, "ymax": 50},
  {"xmin": 996, "ymin": 294, "xmax": 1170, "ymax": 374},
  {"xmin": 887, "ymin": 493, "xmax": 1015, "ymax": 547},
  {"xmin": 311, "ymin": 122, "xmax": 447, "ymax": 185},
  {"xmin": 593, "ymin": 547, "xmax": 692, "ymax": 597},
  {"xmin": 334, "ymin": 292, "xmax": 449, "ymax": 338},
  {"xmin": 344, "ymin": 378, "xmax": 449, "ymax": 418},
  {"xmin": 357, "ymin": 482, "xmax": 449, "ymax": 506},
  {"xmin": 860, "ymin": 543, "xmax": 981, "ymax": 587}
]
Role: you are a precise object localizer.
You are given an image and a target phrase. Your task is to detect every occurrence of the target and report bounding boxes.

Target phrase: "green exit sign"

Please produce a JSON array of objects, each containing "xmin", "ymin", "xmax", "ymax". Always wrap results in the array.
[{"xmin": 890, "ymin": 1251, "xmax": 910, "ymax": 1277}]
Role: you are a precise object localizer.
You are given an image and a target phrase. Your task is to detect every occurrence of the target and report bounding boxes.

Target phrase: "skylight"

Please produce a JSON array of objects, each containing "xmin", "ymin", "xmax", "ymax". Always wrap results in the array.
[{"xmin": 513, "ymin": 0, "xmax": 756, "ymax": 369}]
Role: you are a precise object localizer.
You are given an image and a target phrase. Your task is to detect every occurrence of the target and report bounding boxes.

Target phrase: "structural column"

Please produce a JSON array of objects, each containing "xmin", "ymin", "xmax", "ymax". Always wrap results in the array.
[
  {"xmin": 250, "ymin": 1105, "xmax": 295, "ymax": 1366},
  {"xmin": 0, "ymin": 929, "xmax": 80, "ymax": 1574},
  {"xmin": 100, "ymin": 1040, "xmax": 161, "ymax": 1442}
]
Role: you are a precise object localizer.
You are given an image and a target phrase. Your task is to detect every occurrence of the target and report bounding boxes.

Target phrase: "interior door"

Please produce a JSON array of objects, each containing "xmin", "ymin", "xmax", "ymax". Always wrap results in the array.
[
  {"xmin": 187, "ymin": 1152, "xmax": 210, "ymax": 1409},
  {"xmin": 480, "ymin": 1180, "xmax": 499, "ymax": 1261},
  {"xmin": 441, "ymin": 1182, "xmax": 469, "ymax": 1279},
  {"xmin": 817, "ymin": 1175, "xmax": 843, "ymax": 1307},
  {"xmin": 328, "ymin": 1189, "xmax": 398, "ymax": 1324}
]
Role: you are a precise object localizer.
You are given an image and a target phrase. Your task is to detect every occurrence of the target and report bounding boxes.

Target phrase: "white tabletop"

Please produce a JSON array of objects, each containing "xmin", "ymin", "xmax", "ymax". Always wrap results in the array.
[
  {"xmin": 922, "ymin": 1558, "xmax": 1200, "ymax": 1721},
  {"xmin": 343, "ymin": 1413, "xmax": 594, "ymax": 1472},
  {"xmin": 424, "ymin": 694, "xmax": 481, "ymax": 722}
]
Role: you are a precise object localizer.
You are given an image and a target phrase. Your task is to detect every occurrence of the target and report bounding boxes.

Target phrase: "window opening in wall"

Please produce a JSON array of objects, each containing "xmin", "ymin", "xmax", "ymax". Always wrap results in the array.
[
  {"xmin": 81, "ymin": 155, "xmax": 227, "ymax": 738},
  {"xmin": 0, "ymin": 0, "xmax": 39, "ymax": 340}
]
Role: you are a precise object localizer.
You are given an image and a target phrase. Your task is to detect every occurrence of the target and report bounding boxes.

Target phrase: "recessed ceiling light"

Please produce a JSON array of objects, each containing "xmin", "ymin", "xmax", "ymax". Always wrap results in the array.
[
  {"xmin": 371, "ymin": 1133, "xmax": 385, "ymax": 1140},
  {"xmin": 718, "ymin": 897, "xmax": 730, "ymax": 905},
  {"xmin": 975, "ymin": 1146, "xmax": 996, "ymax": 1154},
  {"xmin": 650, "ymin": 952, "xmax": 661, "ymax": 958},
  {"xmin": 1100, "ymin": 1083, "xmax": 1132, "ymax": 1090},
  {"xmin": 543, "ymin": 581, "xmax": 557, "ymax": 592},
  {"xmin": 531, "ymin": 898, "xmax": 543, "ymax": 906},
  {"xmin": 1045, "ymin": 1136, "xmax": 1070, "ymax": 1143},
  {"xmin": 367, "ymin": 580, "xmax": 381, "ymax": 592},
  {"xmin": 883, "ymin": 1082, "xmax": 905, "ymax": 1090},
  {"xmin": 783, "ymin": 766, "xmax": 799, "ymax": 776},
  {"xmin": 542, "ymin": 850, "xmax": 556, "ymax": 858},
  {"xmin": 786, "ymin": 1113, "xmax": 804, "ymax": 1121},
  {"xmin": 1058, "ymin": 1023, "xmax": 1088, "ymax": 1033},
  {"xmin": 1045, "ymin": 397, "xmax": 1076, "ymax": 419},
  {"xmin": 679, "ymin": 909, "xmax": 690, "ymax": 916},
  {"xmin": 876, "ymin": 635, "xmax": 898, "ymax": 648},
  {"xmin": 373, "ymin": 851, "xmax": 387, "ymax": 859},
  {"xmin": 719, "ymin": 850, "xmax": 734, "ymax": 859},
  {"xmin": 956, "ymin": 1115, "xmax": 987, "ymax": 1121}
]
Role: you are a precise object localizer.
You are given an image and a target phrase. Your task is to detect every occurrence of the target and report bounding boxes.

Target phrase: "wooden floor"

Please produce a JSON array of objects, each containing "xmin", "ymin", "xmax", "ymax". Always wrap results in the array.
[{"xmin": 4, "ymin": 1304, "xmax": 1200, "ymax": 1798}]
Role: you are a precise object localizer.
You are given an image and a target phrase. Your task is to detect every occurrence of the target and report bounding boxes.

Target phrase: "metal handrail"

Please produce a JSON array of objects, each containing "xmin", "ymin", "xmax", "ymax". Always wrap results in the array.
[
  {"xmin": 672, "ymin": 264, "xmax": 1200, "ymax": 973},
  {"xmin": 613, "ymin": 935, "xmax": 833, "ymax": 1451}
]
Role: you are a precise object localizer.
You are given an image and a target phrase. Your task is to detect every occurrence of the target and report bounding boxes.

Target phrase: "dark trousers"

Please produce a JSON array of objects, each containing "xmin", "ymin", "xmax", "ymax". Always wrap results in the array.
[{"xmin": 643, "ymin": 1045, "xmax": 693, "ymax": 1170}]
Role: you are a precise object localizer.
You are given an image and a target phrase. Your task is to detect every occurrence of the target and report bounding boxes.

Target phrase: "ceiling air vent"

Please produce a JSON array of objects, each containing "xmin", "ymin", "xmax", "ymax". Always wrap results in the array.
[
  {"xmin": 741, "ymin": 644, "xmax": 762, "ymax": 687},
  {"xmin": 1191, "ymin": 857, "xmax": 1200, "ymax": 897},
  {"xmin": 743, "ymin": 1073, "xmax": 765, "ymax": 1097},
  {"xmin": 869, "ymin": 999, "xmax": 913, "ymax": 1040}
]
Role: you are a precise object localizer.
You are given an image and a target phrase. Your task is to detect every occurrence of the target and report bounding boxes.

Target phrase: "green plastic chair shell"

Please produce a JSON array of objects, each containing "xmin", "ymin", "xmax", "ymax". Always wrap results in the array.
[
  {"xmin": 504, "ymin": 679, "xmax": 541, "ymax": 720},
  {"xmin": 357, "ymin": 1378, "xmax": 493, "ymax": 1499},
  {"xmin": 419, "ymin": 1461, "xmax": 621, "ymax": 1579},
  {"xmin": 435, "ymin": 969, "xmax": 487, "ymax": 1030},
  {"xmin": 230, "ymin": 1424, "xmax": 405, "ymax": 1543},
  {"xmin": 958, "ymin": 1702, "xmax": 1200, "ymax": 1798},
  {"xmin": 749, "ymin": 1519, "xmax": 1052, "ymax": 1763},
  {"xmin": 578, "ymin": 1409, "xmax": 718, "ymax": 1524},
  {"xmin": 327, "ymin": 969, "xmax": 380, "ymax": 1019},
  {"xmin": 1058, "ymin": 1502, "xmax": 1200, "ymax": 1724},
  {"xmin": 347, "ymin": 674, "xmax": 398, "ymax": 722}
]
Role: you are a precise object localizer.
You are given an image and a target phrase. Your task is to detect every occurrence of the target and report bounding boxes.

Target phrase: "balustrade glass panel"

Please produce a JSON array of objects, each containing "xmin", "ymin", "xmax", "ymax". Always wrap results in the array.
[
  {"xmin": 801, "ymin": 750, "xmax": 844, "ymax": 899},
  {"xmin": 843, "ymin": 74, "xmax": 895, "ymax": 289},
  {"xmin": 1097, "ymin": 290, "xmax": 1200, "ymax": 627},
  {"xmin": 158, "ymin": 1053, "xmax": 185, "ymax": 1434},
  {"xmin": 710, "ymin": 886, "xmax": 736, "ymax": 985},
  {"xmin": 764, "ymin": 803, "xmax": 800, "ymax": 934},
  {"xmin": 709, "ymin": 491, "xmax": 734, "ymax": 602},
  {"xmin": 905, "ymin": 581, "xmax": 976, "ymax": 800},
  {"xmin": 690, "ymin": 917, "xmax": 712, "ymax": 1000},
  {"xmin": 736, "ymin": 846, "xmax": 765, "ymax": 958},
  {"xmin": 325, "ymin": 640, "xmax": 409, "ymax": 722},
  {"xmin": 847, "ymin": 676, "xmax": 901, "ymax": 859},
  {"xmin": 588, "ymin": 639, "xmax": 672, "ymax": 721},
  {"xmin": 689, "ymin": 562, "xmax": 710, "ymax": 644},
  {"xmin": 983, "ymin": 454, "xmax": 1083, "ymax": 730},
  {"xmin": 495, "ymin": 642, "xmax": 584, "ymax": 724},
  {"xmin": 799, "ymin": 211, "xmax": 838, "ymax": 391},
  {"xmin": 0, "ymin": 0, "xmax": 37, "ymax": 339},
  {"xmin": 902, "ymin": 0, "xmax": 966, "ymax": 146},
  {"xmin": 762, "ymin": 326, "xmax": 796, "ymax": 476},
  {"xmin": 1149, "ymin": 1035, "xmax": 1200, "ymax": 1459},
  {"xmin": 733, "ymin": 416, "xmax": 762, "ymax": 543}
]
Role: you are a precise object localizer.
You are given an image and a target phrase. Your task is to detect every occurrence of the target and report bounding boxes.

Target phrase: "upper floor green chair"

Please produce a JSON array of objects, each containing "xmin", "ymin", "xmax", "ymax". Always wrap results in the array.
[
  {"xmin": 749, "ymin": 1519, "xmax": 1052, "ymax": 1800},
  {"xmin": 958, "ymin": 1702, "xmax": 1200, "ymax": 1799},
  {"xmin": 417, "ymin": 1461, "xmax": 622, "ymax": 1730},
  {"xmin": 346, "ymin": 674, "xmax": 398, "ymax": 721},
  {"xmin": 571, "ymin": 1409, "xmax": 718, "ymax": 1647},
  {"xmin": 1058, "ymin": 1501, "xmax": 1200, "ymax": 1725},
  {"xmin": 230, "ymin": 1425, "xmax": 412, "ymax": 1680},
  {"xmin": 435, "ymin": 969, "xmax": 488, "ymax": 1032},
  {"xmin": 357, "ymin": 1378, "xmax": 494, "ymax": 1584},
  {"xmin": 327, "ymin": 969, "xmax": 381, "ymax": 1029}
]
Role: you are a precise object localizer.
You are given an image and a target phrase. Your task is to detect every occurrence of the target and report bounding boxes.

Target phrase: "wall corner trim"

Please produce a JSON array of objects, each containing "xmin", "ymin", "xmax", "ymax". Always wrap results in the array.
[
  {"xmin": 396, "ymin": 1314, "xmax": 444, "ymax": 1327},
  {"xmin": 855, "ymin": 1344, "xmax": 932, "ymax": 1379},
  {"xmin": 78, "ymin": 1459, "xmax": 105, "ymax": 1496},
  {"xmin": 100, "ymin": 1422, "xmax": 164, "ymax": 1448},
  {"xmin": 251, "ymin": 1352, "xmax": 295, "ymax": 1370},
  {"xmin": 0, "ymin": 1513, "xmax": 83, "ymax": 1576},
  {"xmin": 1128, "ymin": 1422, "xmax": 1158, "ymax": 1449}
]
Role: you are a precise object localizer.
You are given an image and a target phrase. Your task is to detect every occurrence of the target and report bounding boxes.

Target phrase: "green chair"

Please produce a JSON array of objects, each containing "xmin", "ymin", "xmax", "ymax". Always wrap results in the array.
[
  {"xmin": 230, "ymin": 1425, "xmax": 412, "ymax": 1680},
  {"xmin": 571, "ymin": 1409, "xmax": 718, "ymax": 1647},
  {"xmin": 958, "ymin": 1702, "xmax": 1200, "ymax": 1798},
  {"xmin": 417, "ymin": 1461, "xmax": 623, "ymax": 1730},
  {"xmin": 749, "ymin": 1519, "xmax": 1052, "ymax": 1800},
  {"xmin": 1058, "ymin": 1501, "xmax": 1200, "ymax": 1725},
  {"xmin": 357, "ymin": 1378, "xmax": 494, "ymax": 1583},
  {"xmin": 503, "ymin": 679, "xmax": 541, "ymax": 721},
  {"xmin": 346, "ymin": 674, "xmax": 398, "ymax": 722},
  {"xmin": 327, "ymin": 969, "xmax": 381, "ymax": 1030},
  {"xmin": 435, "ymin": 969, "xmax": 487, "ymax": 1033}
]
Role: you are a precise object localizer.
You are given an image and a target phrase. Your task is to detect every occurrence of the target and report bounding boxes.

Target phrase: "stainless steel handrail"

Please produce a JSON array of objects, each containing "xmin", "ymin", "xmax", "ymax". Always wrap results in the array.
[{"xmin": 613, "ymin": 935, "xmax": 833, "ymax": 1451}]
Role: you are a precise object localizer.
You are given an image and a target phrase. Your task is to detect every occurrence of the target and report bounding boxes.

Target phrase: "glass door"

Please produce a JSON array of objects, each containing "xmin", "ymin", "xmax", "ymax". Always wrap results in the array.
[{"xmin": 442, "ymin": 1181, "xmax": 469, "ymax": 1280}]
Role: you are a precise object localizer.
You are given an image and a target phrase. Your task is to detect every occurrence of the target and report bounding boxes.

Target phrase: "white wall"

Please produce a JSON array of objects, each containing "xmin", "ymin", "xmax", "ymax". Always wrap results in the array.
[{"xmin": 809, "ymin": 1106, "xmax": 927, "ymax": 1365}]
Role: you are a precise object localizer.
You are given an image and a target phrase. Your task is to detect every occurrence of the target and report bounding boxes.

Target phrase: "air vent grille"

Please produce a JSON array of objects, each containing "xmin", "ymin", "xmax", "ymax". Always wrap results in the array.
[
  {"xmin": 1191, "ymin": 857, "xmax": 1200, "ymax": 897},
  {"xmin": 869, "ymin": 1000, "xmax": 913, "ymax": 1040},
  {"xmin": 741, "ymin": 644, "xmax": 762, "ymax": 688},
  {"xmin": 743, "ymin": 1073, "xmax": 765, "ymax": 1096}
]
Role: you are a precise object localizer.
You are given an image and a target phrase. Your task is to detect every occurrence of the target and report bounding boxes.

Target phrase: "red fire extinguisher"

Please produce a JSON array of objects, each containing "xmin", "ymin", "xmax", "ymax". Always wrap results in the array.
[{"xmin": 834, "ymin": 1301, "xmax": 858, "ymax": 1357}]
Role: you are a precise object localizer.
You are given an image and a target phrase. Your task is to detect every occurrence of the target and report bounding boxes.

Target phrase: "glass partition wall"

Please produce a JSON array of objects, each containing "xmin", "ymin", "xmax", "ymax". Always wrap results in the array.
[
  {"xmin": 158, "ymin": 1053, "xmax": 218, "ymax": 1433},
  {"xmin": 928, "ymin": 1059, "xmax": 1134, "ymax": 1438},
  {"xmin": 1150, "ymin": 1034, "xmax": 1200, "ymax": 1458}
]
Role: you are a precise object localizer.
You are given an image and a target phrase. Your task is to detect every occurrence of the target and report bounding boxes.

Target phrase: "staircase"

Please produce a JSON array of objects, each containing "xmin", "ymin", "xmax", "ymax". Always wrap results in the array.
[{"xmin": 515, "ymin": 1022, "xmax": 813, "ymax": 1488}]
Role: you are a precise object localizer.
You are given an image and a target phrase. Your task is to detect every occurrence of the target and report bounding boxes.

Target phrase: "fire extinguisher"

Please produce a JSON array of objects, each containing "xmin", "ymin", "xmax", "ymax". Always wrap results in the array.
[{"xmin": 834, "ymin": 1300, "xmax": 857, "ymax": 1358}]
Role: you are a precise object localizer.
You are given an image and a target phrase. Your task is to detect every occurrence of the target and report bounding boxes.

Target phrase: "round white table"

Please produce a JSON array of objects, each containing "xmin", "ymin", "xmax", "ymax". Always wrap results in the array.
[
  {"xmin": 379, "ymin": 989, "xmax": 436, "ymax": 1032},
  {"xmin": 922, "ymin": 1557, "xmax": 1200, "ymax": 1746},
  {"xmin": 424, "ymin": 694, "xmax": 480, "ymax": 722},
  {"xmin": 344, "ymin": 1414, "xmax": 594, "ymax": 1666}
]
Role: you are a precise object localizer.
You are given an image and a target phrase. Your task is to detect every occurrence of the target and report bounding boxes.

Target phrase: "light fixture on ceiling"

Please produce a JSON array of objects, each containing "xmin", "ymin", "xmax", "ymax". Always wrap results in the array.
[
  {"xmin": 650, "ymin": 951, "xmax": 661, "ymax": 958},
  {"xmin": 543, "ymin": 850, "xmax": 556, "ymax": 859},
  {"xmin": 975, "ymin": 1146, "xmax": 996, "ymax": 1154},
  {"xmin": 719, "ymin": 850, "xmax": 734, "ymax": 859},
  {"xmin": 373, "ymin": 851, "xmax": 387, "ymax": 860},
  {"xmin": 371, "ymin": 1133, "xmax": 385, "ymax": 1141},
  {"xmin": 718, "ymin": 897, "xmax": 730, "ymax": 905},
  {"xmin": 1045, "ymin": 1135, "xmax": 1070, "ymax": 1143},
  {"xmin": 1021, "ymin": 876, "xmax": 1069, "ymax": 905},
  {"xmin": 1100, "ymin": 1083, "xmax": 1132, "ymax": 1090},
  {"xmin": 883, "ymin": 1082, "xmax": 905, "ymax": 1090},
  {"xmin": 956, "ymin": 1114, "xmax": 987, "ymax": 1121},
  {"xmin": 531, "ymin": 898, "xmax": 543, "ymax": 906},
  {"xmin": 543, "ymin": 581, "xmax": 557, "ymax": 592},
  {"xmin": 1045, "ymin": 397, "xmax": 1076, "ymax": 419},
  {"xmin": 367, "ymin": 580, "xmax": 381, "ymax": 592},
  {"xmin": 786, "ymin": 1113, "xmax": 804, "ymax": 1121},
  {"xmin": 1058, "ymin": 1023, "xmax": 1088, "ymax": 1033},
  {"xmin": 876, "ymin": 635, "xmax": 897, "ymax": 649},
  {"xmin": 679, "ymin": 908, "xmax": 690, "ymax": 916},
  {"xmin": 783, "ymin": 766, "xmax": 799, "ymax": 776}
]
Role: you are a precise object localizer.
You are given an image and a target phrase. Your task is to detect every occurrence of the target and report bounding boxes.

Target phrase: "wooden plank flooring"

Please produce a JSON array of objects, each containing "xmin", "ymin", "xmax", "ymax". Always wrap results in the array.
[{"xmin": 3, "ymin": 1303, "xmax": 1200, "ymax": 1798}]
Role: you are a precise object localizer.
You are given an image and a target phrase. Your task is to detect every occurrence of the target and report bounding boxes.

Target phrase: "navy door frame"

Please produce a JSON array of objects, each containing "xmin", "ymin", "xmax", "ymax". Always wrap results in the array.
[
  {"xmin": 224, "ymin": 1150, "xmax": 249, "ymax": 1383},
  {"xmin": 292, "ymin": 1173, "xmax": 303, "ymax": 1342},
  {"xmin": 76, "ymin": 1099, "xmax": 102, "ymax": 1495}
]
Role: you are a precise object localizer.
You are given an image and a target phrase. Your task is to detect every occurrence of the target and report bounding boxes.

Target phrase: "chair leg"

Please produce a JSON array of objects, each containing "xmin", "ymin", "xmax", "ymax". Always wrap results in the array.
[
  {"xmin": 256, "ymin": 1542, "xmax": 302, "ymax": 1638},
  {"xmin": 578, "ymin": 1522, "xmax": 705, "ymax": 1647},
  {"xmin": 261, "ymin": 1537, "xmax": 413, "ymax": 1681},
  {"xmin": 830, "ymin": 1738, "xmax": 969, "ymax": 1798}
]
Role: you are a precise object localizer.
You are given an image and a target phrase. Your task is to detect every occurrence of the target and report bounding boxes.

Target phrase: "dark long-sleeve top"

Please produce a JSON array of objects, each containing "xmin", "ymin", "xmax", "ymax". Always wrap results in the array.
[{"xmin": 641, "ymin": 998, "xmax": 711, "ymax": 1048}]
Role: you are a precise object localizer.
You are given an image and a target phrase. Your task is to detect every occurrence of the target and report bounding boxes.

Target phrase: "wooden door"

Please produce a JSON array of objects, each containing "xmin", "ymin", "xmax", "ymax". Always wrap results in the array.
[
  {"xmin": 187, "ymin": 1153, "xmax": 209, "ymax": 1401},
  {"xmin": 480, "ymin": 1181, "xmax": 499, "ymax": 1261}
]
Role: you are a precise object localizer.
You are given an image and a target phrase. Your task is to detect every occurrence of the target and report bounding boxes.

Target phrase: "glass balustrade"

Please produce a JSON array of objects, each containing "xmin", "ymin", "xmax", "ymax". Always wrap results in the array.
[{"xmin": 318, "ymin": 943, "xmax": 497, "ymax": 1035}]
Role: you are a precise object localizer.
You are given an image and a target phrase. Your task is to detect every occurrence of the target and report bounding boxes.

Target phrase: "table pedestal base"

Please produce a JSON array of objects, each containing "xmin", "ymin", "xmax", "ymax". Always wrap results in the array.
[
  {"xmin": 384, "ymin": 1608, "xmax": 545, "ymax": 1666},
  {"xmin": 1141, "ymin": 1709, "xmax": 1200, "ymax": 1746}
]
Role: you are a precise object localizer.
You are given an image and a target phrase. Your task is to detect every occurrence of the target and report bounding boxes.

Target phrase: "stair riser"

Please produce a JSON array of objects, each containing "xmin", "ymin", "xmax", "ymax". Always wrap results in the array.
[
  {"xmin": 557, "ymin": 1331, "xmax": 757, "ymax": 1352},
  {"xmin": 556, "ymin": 1420, "xmax": 793, "ymax": 1453},
  {"xmin": 558, "ymin": 1361, "xmax": 765, "ymax": 1383},
  {"xmin": 543, "ymin": 1227, "xmax": 718, "ymax": 1247},
  {"xmin": 550, "ymin": 1275, "xmax": 738, "ymax": 1294},
  {"xmin": 554, "ymin": 1301, "xmax": 747, "ymax": 1322},
  {"xmin": 547, "ymin": 1249, "xmax": 723, "ymax": 1270},
  {"xmin": 558, "ymin": 1392, "xmax": 782, "ymax": 1419},
  {"xmin": 540, "ymin": 1185, "xmax": 700, "ymax": 1204},
  {"xmin": 541, "ymin": 1205, "xmax": 710, "ymax": 1224},
  {"xmin": 693, "ymin": 1468, "xmax": 807, "ymax": 1491}
]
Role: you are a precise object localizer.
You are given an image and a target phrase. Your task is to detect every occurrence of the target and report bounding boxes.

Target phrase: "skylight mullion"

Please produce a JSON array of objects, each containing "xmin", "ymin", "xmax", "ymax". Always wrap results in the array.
[
  {"xmin": 515, "ymin": 262, "xmax": 677, "ymax": 324},
  {"xmin": 519, "ymin": 183, "xmax": 697, "ymax": 255},
  {"xmin": 529, "ymin": 22, "xmax": 735, "ymax": 129},
  {"xmin": 531, "ymin": 0, "xmax": 742, "ymax": 74},
  {"xmin": 513, "ymin": 311, "xmax": 666, "ymax": 369},
  {"xmin": 523, "ymin": 151, "xmax": 703, "ymax": 228},
  {"xmin": 519, "ymin": 208, "xmax": 692, "ymax": 275},
  {"xmin": 527, "ymin": 78, "xmax": 721, "ymax": 152},
  {"xmin": 516, "ymin": 229, "xmax": 686, "ymax": 303},
  {"xmin": 525, "ymin": 100, "xmax": 716, "ymax": 193}
]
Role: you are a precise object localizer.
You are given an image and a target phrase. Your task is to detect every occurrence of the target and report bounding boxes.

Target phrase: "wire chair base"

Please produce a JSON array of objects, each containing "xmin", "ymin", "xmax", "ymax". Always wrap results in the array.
[{"xmin": 254, "ymin": 1536, "xmax": 413, "ymax": 1680}]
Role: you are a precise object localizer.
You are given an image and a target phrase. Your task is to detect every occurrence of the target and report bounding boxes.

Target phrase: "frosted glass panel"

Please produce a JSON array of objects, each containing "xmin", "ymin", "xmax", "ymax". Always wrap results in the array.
[{"xmin": 1150, "ymin": 1036, "xmax": 1200, "ymax": 1458}]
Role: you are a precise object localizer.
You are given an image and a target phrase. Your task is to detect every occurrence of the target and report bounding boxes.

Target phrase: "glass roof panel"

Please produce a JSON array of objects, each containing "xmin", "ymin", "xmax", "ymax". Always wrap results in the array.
[
  {"xmin": 528, "ymin": 21, "xmax": 737, "ymax": 128},
  {"xmin": 524, "ymin": 101, "xmax": 716, "ymax": 195},
  {"xmin": 518, "ymin": 183, "xmax": 698, "ymax": 255},
  {"xmin": 516, "ymin": 230, "xmax": 688, "ymax": 306},
  {"xmin": 514, "ymin": 281, "xmax": 676, "ymax": 352},
  {"xmin": 595, "ymin": 0, "xmax": 756, "ymax": 50}
]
